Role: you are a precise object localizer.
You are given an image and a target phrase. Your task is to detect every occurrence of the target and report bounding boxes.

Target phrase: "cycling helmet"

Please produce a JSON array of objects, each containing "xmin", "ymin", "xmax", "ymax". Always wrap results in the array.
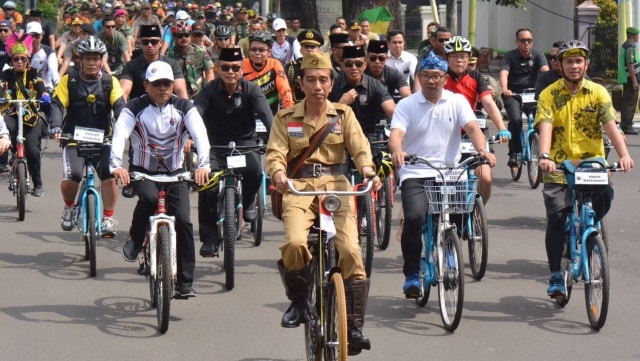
[
  {"xmin": 444, "ymin": 36, "xmax": 472, "ymax": 54},
  {"xmin": 77, "ymin": 36, "xmax": 107, "ymax": 55},
  {"xmin": 248, "ymin": 30, "xmax": 274, "ymax": 46},
  {"xmin": 171, "ymin": 20, "xmax": 191, "ymax": 34},
  {"xmin": 265, "ymin": 12, "xmax": 278, "ymax": 21},
  {"xmin": 2, "ymin": 1, "xmax": 16, "ymax": 9},
  {"xmin": 557, "ymin": 40, "xmax": 589, "ymax": 60},
  {"xmin": 214, "ymin": 24, "xmax": 232, "ymax": 38}
]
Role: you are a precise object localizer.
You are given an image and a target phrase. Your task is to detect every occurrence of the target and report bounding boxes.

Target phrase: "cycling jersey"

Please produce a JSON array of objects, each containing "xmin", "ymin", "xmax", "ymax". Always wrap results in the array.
[
  {"xmin": 243, "ymin": 57, "xmax": 294, "ymax": 115},
  {"xmin": 444, "ymin": 69, "xmax": 492, "ymax": 110}
]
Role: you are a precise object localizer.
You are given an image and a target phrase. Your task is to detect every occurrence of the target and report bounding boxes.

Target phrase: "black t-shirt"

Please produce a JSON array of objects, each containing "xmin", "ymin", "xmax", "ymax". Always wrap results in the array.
[
  {"xmin": 364, "ymin": 66, "xmax": 408, "ymax": 103},
  {"xmin": 120, "ymin": 55, "xmax": 185, "ymax": 100},
  {"xmin": 500, "ymin": 48, "xmax": 548, "ymax": 93}
]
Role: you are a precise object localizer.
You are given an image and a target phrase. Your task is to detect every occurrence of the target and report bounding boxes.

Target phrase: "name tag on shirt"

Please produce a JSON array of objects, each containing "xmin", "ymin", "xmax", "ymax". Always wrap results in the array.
[{"xmin": 288, "ymin": 122, "xmax": 304, "ymax": 137}]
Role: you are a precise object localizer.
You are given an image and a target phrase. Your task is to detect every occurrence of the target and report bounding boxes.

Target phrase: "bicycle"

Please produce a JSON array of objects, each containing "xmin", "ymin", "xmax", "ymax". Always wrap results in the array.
[
  {"xmin": 60, "ymin": 129, "xmax": 108, "ymax": 277},
  {"xmin": 371, "ymin": 127, "xmax": 395, "ymax": 251},
  {"xmin": 346, "ymin": 158, "xmax": 375, "ymax": 279},
  {"xmin": 286, "ymin": 178, "xmax": 373, "ymax": 361},
  {"xmin": 509, "ymin": 89, "xmax": 541, "ymax": 189},
  {"xmin": 4, "ymin": 98, "xmax": 40, "ymax": 221},
  {"xmin": 555, "ymin": 157, "xmax": 619, "ymax": 330},
  {"xmin": 202, "ymin": 141, "xmax": 266, "ymax": 291},
  {"xmin": 407, "ymin": 154, "xmax": 485, "ymax": 332},
  {"xmin": 127, "ymin": 170, "xmax": 193, "ymax": 334}
]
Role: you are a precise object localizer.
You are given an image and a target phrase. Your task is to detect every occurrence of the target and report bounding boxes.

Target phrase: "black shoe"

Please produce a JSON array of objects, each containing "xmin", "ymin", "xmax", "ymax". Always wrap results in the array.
[
  {"xmin": 622, "ymin": 128, "xmax": 638, "ymax": 135},
  {"xmin": 281, "ymin": 300, "xmax": 306, "ymax": 328},
  {"xmin": 174, "ymin": 283, "xmax": 197, "ymax": 299},
  {"xmin": 122, "ymin": 239, "xmax": 140, "ymax": 262},
  {"xmin": 244, "ymin": 201, "xmax": 257, "ymax": 222},
  {"xmin": 0, "ymin": 163, "xmax": 9, "ymax": 173},
  {"xmin": 32, "ymin": 186, "xmax": 44, "ymax": 197},
  {"xmin": 507, "ymin": 154, "xmax": 518, "ymax": 167},
  {"xmin": 199, "ymin": 241, "xmax": 218, "ymax": 257},
  {"xmin": 348, "ymin": 329, "xmax": 371, "ymax": 356}
]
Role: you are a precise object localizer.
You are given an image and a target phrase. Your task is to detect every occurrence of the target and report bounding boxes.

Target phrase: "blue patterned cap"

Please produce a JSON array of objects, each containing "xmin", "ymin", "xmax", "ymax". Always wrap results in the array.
[{"xmin": 418, "ymin": 53, "xmax": 448, "ymax": 72}]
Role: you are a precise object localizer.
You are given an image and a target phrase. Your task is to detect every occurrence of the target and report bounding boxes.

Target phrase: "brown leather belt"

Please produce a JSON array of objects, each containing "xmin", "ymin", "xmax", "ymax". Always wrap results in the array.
[{"xmin": 295, "ymin": 164, "xmax": 343, "ymax": 178}]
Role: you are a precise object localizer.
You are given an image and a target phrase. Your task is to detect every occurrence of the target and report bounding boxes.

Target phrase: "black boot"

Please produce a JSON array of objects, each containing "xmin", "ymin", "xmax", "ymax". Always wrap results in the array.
[
  {"xmin": 345, "ymin": 279, "xmax": 371, "ymax": 356},
  {"xmin": 277, "ymin": 259, "xmax": 312, "ymax": 328}
]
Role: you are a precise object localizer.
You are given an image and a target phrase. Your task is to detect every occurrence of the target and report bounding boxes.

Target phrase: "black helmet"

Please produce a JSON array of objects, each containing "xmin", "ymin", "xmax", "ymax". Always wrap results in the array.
[{"xmin": 248, "ymin": 30, "xmax": 273, "ymax": 46}]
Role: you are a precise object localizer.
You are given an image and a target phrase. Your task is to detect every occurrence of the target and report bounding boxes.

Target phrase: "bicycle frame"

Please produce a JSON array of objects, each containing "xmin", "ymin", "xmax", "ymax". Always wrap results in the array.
[
  {"xmin": 517, "ymin": 90, "xmax": 537, "ymax": 163},
  {"xmin": 77, "ymin": 150, "xmax": 103, "ymax": 237},
  {"xmin": 9, "ymin": 99, "xmax": 36, "ymax": 196}
]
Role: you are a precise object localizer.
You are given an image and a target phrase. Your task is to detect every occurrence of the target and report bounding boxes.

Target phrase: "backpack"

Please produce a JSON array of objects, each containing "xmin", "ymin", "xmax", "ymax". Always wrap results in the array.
[{"xmin": 66, "ymin": 69, "xmax": 113, "ymax": 113}]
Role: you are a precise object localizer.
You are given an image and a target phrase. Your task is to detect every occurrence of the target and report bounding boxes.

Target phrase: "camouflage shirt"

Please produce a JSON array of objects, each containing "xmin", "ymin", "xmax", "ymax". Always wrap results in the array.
[{"xmin": 167, "ymin": 43, "xmax": 213, "ymax": 99}]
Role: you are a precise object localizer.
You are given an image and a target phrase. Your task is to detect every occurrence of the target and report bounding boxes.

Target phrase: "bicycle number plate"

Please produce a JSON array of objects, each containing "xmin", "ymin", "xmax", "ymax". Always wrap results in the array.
[
  {"xmin": 74, "ymin": 127, "xmax": 104, "ymax": 143},
  {"xmin": 440, "ymin": 185, "xmax": 457, "ymax": 195},
  {"xmin": 435, "ymin": 169, "xmax": 467, "ymax": 182},
  {"xmin": 574, "ymin": 171, "xmax": 608, "ymax": 185},
  {"xmin": 476, "ymin": 116, "xmax": 487, "ymax": 128},
  {"xmin": 460, "ymin": 140, "xmax": 475, "ymax": 154},
  {"xmin": 227, "ymin": 154, "xmax": 247, "ymax": 169},
  {"xmin": 521, "ymin": 92, "xmax": 535, "ymax": 104}
]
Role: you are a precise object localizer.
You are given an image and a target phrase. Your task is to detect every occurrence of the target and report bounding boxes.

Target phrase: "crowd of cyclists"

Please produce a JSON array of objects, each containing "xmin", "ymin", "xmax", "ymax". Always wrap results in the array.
[{"xmin": 0, "ymin": 0, "xmax": 633, "ymax": 350}]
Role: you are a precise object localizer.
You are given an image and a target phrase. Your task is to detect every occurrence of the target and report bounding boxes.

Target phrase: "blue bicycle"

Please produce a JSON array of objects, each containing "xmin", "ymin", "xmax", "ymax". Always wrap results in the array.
[
  {"xmin": 509, "ymin": 89, "xmax": 541, "ymax": 189},
  {"xmin": 61, "ymin": 130, "xmax": 106, "ymax": 277},
  {"xmin": 406, "ymin": 154, "xmax": 485, "ymax": 332},
  {"xmin": 556, "ymin": 157, "xmax": 617, "ymax": 330}
]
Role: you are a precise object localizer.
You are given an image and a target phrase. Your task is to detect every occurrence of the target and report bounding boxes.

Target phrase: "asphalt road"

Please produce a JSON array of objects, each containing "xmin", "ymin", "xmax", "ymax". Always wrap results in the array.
[{"xmin": 0, "ymin": 133, "xmax": 639, "ymax": 361}]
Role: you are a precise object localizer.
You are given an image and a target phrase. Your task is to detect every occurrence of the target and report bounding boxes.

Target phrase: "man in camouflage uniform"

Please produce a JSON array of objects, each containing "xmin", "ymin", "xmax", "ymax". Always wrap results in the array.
[
  {"xmin": 167, "ymin": 22, "xmax": 215, "ymax": 99},
  {"xmin": 233, "ymin": 8, "xmax": 250, "ymax": 45}
]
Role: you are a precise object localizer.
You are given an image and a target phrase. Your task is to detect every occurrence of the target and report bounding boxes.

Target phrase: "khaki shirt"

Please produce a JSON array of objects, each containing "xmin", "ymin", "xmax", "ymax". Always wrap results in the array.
[{"xmin": 266, "ymin": 100, "xmax": 374, "ymax": 179}]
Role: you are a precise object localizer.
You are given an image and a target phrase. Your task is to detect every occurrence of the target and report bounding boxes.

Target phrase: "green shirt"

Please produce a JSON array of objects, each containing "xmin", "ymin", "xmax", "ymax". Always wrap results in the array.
[{"xmin": 167, "ymin": 44, "xmax": 213, "ymax": 99}]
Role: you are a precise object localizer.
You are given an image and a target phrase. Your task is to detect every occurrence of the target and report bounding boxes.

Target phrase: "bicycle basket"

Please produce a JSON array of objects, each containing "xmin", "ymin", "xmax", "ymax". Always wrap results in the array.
[
  {"xmin": 76, "ymin": 142, "xmax": 103, "ymax": 158},
  {"xmin": 424, "ymin": 178, "xmax": 477, "ymax": 214}
]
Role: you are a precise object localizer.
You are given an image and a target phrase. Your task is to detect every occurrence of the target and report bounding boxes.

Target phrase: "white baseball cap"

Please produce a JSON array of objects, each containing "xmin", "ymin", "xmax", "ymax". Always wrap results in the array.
[
  {"xmin": 272, "ymin": 18, "xmax": 286, "ymax": 31},
  {"xmin": 26, "ymin": 21, "xmax": 43, "ymax": 34},
  {"xmin": 175, "ymin": 10, "xmax": 189, "ymax": 20},
  {"xmin": 145, "ymin": 61, "xmax": 174, "ymax": 82}
]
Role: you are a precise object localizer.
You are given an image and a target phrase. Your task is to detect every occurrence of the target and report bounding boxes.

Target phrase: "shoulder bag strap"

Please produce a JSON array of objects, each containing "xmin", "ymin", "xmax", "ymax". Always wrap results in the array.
[{"xmin": 288, "ymin": 110, "xmax": 342, "ymax": 178}]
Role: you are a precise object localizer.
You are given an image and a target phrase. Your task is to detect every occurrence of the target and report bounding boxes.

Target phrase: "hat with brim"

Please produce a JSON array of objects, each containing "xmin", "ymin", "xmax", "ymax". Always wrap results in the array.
[
  {"xmin": 219, "ymin": 47, "xmax": 243, "ymax": 62},
  {"xmin": 81, "ymin": 23, "xmax": 96, "ymax": 34},
  {"xmin": 191, "ymin": 24, "xmax": 206, "ymax": 35},
  {"xmin": 348, "ymin": 21, "xmax": 361, "ymax": 30},
  {"xmin": 139, "ymin": 24, "xmax": 162, "ymax": 38},
  {"xmin": 342, "ymin": 45, "xmax": 365, "ymax": 59},
  {"xmin": 30, "ymin": 9, "xmax": 42, "ymax": 17},
  {"xmin": 146, "ymin": 61, "xmax": 174, "ymax": 82},
  {"xmin": 298, "ymin": 29, "xmax": 323, "ymax": 46},
  {"xmin": 26, "ymin": 21, "xmax": 43, "ymax": 34},
  {"xmin": 627, "ymin": 27, "xmax": 640, "ymax": 35},
  {"xmin": 0, "ymin": 19, "xmax": 11, "ymax": 28},
  {"xmin": 71, "ymin": 17, "xmax": 84, "ymax": 25}
]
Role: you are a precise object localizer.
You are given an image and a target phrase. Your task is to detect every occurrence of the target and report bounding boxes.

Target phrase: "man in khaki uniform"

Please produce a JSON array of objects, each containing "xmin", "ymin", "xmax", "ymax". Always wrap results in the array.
[{"xmin": 266, "ymin": 51, "xmax": 380, "ymax": 356}]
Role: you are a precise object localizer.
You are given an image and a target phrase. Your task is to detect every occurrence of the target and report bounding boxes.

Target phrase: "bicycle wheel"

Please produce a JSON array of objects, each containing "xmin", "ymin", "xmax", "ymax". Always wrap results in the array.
[
  {"xmin": 585, "ymin": 233, "xmax": 609, "ymax": 330},
  {"xmin": 304, "ymin": 260, "xmax": 321, "ymax": 361},
  {"xmin": 156, "ymin": 225, "xmax": 172, "ymax": 333},
  {"xmin": 86, "ymin": 193, "xmax": 98, "ymax": 278},
  {"xmin": 598, "ymin": 218, "xmax": 609, "ymax": 252},
  {"xmin": 467, "ymin": 198, "xmax": 489, "ymax": 280},
  {"xmin": 324, "ymin": 272, "xmax": 348, "ymax": 361},
  {"xmin": 527, "ymin": 132, "xmax": 541, "ymax": 189},
  {"xmin": 376, "ymin": 176, "xmax": 393, "ymax": 250},
  {"xmin": 146, "ymin": 242, "xmax": 156, "ymax": 308},
  {"xmin": 16, "ymin": 162, "xmax": 26, "ymax": 221},
  {"xmin": 415, "ymin": 257, "xmax": 432, "ymax": 307},
  {"xmin": 223, "ymin": 187, "xmax": 237, "ymax": 290},
  {"xmin": 510, "ymin": 154, "xmax": 523, "ymax": 181},
  {"xmin": 253, "ymin": 189, "xmax": 264, "ymax": 246},
  {"xmin": 438, "ymin": 228, "xmax": 464, "ymax": 332},
  {"xmin": 357, "ymin": 193, "xmax": 375, "ymax": 278}
]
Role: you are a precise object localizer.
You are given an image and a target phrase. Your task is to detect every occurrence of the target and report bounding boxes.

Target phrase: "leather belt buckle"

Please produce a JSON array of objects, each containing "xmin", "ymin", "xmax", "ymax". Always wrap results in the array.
[{"xmin": 312, "ymin": 163, "xmax": 322, "ymax": 177}]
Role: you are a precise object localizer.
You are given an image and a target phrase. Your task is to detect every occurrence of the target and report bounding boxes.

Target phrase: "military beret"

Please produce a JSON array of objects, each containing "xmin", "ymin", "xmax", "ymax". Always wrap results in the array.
[
  {"xmin": 627, "ymin": 27, "xmax": 640, "ymax": 35},
  {"xmin": 300, "ymin": 52, "xmax": 332, "ymax": 70}
]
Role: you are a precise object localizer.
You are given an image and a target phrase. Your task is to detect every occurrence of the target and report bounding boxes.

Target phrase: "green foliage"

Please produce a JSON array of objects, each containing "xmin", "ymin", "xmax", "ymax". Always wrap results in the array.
[
  {"xmin": 594, "ymin": 0, "xmax": 617, "ymax": 26},
  {"xmin": 478, "ymin": 0, "xmax": 526, "ymax": 8},
  {"xmin": 588, "ymin": 0, "xmax": 618, "ymax": 78},
  {"xmin": 16, "ymin": 0, "xmax": 58, "ymax": 21}
]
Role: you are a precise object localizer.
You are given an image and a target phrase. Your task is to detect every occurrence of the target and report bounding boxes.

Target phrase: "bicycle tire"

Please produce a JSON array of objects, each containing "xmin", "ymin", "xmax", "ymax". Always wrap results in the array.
[
  {"xmin": 304, "ymin": 259, "xmax": 321, "ymax": 361},
  {"xmin": 510, "ymin": 154, "xmax": 523, "ymax": 181},
  {"xmin": 223, "ymin": 187, "xmax": 237, "ymax": 290},
  {"xmin": 254, "ymin": 189, "xmax": 264, "ymax": 246},
  {"xmin": 357, "ymin": 193, "xmax": 375, "ymax": 278},
  {"xmin": 556, "ymin": 239, "xmax": 573, "ymax": 307},
  {"xmin": 324, "ymin": 272, "xmax": 348, "ymax": 361},
  {"xmin": 438, "ymin": 228, "xmax": 464, "ymax": 332},
  {"xmin": 16, "ymin": 162, "xmax": 26, "ymax": 221},
  {"xmin": 87, "ymin": 193, "xmax": 97, "ymax": 278},
  {"xmin": 527, "ymin": 132, "xmax": 541, "ymax": 189},
  {"xmin": 468, "ymin": 197, "xmax": 489, "ymax": 280},
  {"xmin": 156, "ymin": 224, "xmax": 172, "ymax": 333},
  {"xmin": 585, "ymin": 233, "xmax": 609, "ymax": 330},
  {"xmin": 415, "ymin": 257, "xmax": 432, "ymax": 307},
  {"xmin": 376, "ymin": 176, "xmax": 393, "ymax": 250},
  {"xmin": 147, "ymin": 241, "xmax": 156, "ymax": 308},
  {"xmin": 598, "ymin": 218, "xmax": 609, "ymax": 253}
]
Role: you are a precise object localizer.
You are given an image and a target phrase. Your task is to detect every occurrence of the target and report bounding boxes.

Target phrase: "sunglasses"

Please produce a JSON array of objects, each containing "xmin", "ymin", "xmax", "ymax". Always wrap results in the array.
[
  {"xmin": 0, "ymin": 28, "xmax": 10, "ymax": 33},
  {"xmin": 104, "ymin": 25, "xmax": 116, "ymax": 29},
  {"xmin": 217, "ymin": 36, "xmax": 230, "ymax": 41},
  {"xmin": 344, "ymin": 60, "xmax": 364, "ymax": 68},
  {"xmin": 141, "ymin": 39, "xmax": 160, "ymax": 46},
  {"xmin": 175, "ymin": 33, "xmax": 190, "ymax": 39},
  {"xmin": 12, "ymin": 56, "xmax": 28, "ymax": 63},
  {"xmin": 518, "ymin": 38, "xmax": 533, "ymax": 44},
  {"xmin": 550, "ymin": 55, "xmax": 558, "ymax": 61},
  {"xmin": 368, "ymin": 55, "xmax": 386, "ymax": 62},
  {"xmin": 220, "ymin": 64, "xmax": 242, "ymax": 72},
  {"xmin": 249, "ymin": 47, "xmax": 269, "ymax": 53},
  {"xmin": 437, "ymin": 38, "xmax": 450, "ymax": 43},
  {"xmin": 150, "ymin": 79, "xmax": 173, "ymax": 87}
]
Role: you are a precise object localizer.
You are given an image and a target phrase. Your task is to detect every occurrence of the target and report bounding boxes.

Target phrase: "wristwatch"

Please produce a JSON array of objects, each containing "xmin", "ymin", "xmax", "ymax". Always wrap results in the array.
[{"xmin": 539, "ymin": 153, "xmax": 550, "ymax": 160}]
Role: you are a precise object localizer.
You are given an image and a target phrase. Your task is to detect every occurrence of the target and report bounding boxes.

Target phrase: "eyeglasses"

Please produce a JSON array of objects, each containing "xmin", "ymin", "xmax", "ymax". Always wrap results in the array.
[
  {"xmin": 448, "ymin": 53, "xmax": 469, "ymax": 60},
  {"xmin": 418, "ymin": 73, "xmax": 445, "ymax": 81},
  {"xmin": 12, "ymin": 56, "xmax": 29, "ymax": 63},
  {"xmin": 104, "ymin": 25, "xmax": 116, "ymax": 29},
  {"xmin": 368, "ymin": 55, "xmax": 386, "ymax": 62},
  {"xmin": 437, "ymin": 38, "xmax": 451, "ymax": 43},
  {"xmin": 249, "ymin": 47, "xmax": 269, "ymax": 53},
  {"xmin": 276, "ymin": 28, "xmax": 286, "ymax": 32},
  {"xmin": 141, "ymin": 38, "xmax": 160, "ymax": 46},
  {"xmin": 220, "ymin": 64, "xmax": 242, "ymax": 72},
  {"xmin": 344, "ymin": 60, "xmax": 364, "ymax": 68},
  {"xmin": 518, "ymin": 38, "xmax": 533, "ymax": 44},
  {"xmin": 150, "ymin": 79, "xmax": 173, "ymax": 87},
  {"xmin": 175, "ymin": 33, "xmax": 190, "ymax": 39},
  {"xmin": 0, "ymin": 28, "xmax": 10, "ymax": 33},
  {"xmin": 550, "ymin": 55, "xmax": 558, "ymax": 61},
  {"xmin": 217, "ymin": 37, "xmax": 230, "ymax": 41}
]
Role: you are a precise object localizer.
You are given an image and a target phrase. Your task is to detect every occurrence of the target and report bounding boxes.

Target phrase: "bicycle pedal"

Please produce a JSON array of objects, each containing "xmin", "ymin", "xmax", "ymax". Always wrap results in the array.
[{"xmin": 404, "ymin": 292, "xmax": 420, "ymax": 299}]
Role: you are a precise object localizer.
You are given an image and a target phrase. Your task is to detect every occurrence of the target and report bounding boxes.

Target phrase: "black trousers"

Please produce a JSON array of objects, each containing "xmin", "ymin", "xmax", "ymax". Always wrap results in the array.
[
  {"xmin": 502, "ymin": 95, "xmax": 524, "ymax": 155},
  {"xmin": 4, "ymin": 115, "xmax": 43, "ymax": 187},
  {"xmin": 130, "ymin": 180, "xmax": 195, "ymax": 286},
  {"xmin": 620, "ymin": 80, "xmax": 639, "ymax": 130}
]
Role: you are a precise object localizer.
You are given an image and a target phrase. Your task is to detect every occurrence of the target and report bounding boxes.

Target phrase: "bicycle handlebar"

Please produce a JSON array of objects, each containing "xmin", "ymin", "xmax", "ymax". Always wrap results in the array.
[
  {"xmin": 0, "ymin": 98, "xmax": 40, "ymax": 104},
  {"xmin": 130, "ymin": 171, "xmax": 194, "ymax": 183},
  {"xmin": 210, "ymin": 141, "xmax": 266, "ymax": 155},
  {"xmin": 286, "ymin": 177, "xmax": 374, "ymax": 197},
  {"xmin": 405, "ymin": 153, "xmax": 488, "ymax": 169}
]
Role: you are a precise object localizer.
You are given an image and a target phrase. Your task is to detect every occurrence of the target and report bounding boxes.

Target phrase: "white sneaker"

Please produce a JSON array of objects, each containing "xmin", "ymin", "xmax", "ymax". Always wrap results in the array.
[
  {"xmin": 101, "ymin": 217, "xmax": 118, "ymax": 238},
  {"xmin": 60, "ymin": 206, "xmax": 77, "ymax": 231}
]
